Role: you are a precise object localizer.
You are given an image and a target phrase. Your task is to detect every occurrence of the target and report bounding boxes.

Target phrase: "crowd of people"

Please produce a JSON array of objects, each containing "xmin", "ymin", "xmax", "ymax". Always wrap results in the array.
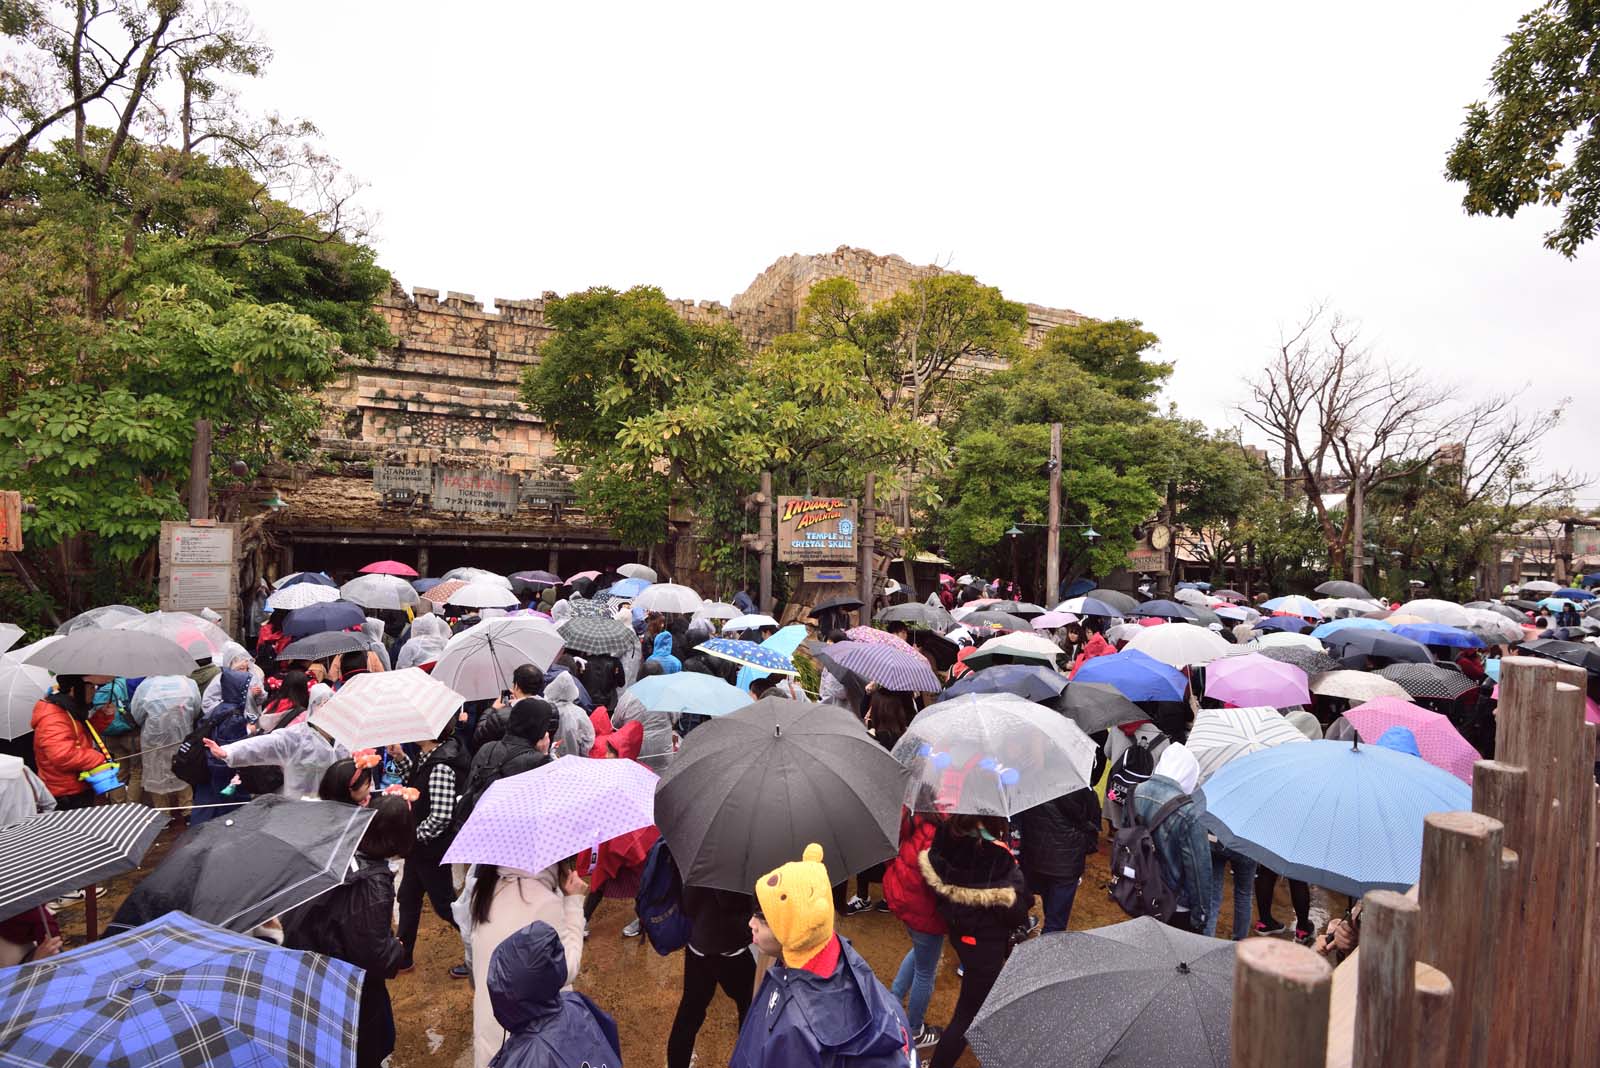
[{"xmin": 3, "ymin": 563, "xmax": 1590, "ymax": 1068}]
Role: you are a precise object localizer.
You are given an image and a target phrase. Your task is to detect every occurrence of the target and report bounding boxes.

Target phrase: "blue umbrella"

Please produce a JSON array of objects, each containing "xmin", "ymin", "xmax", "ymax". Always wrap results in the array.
[
  {"xmin": 1134, "ymin": 599, "xmax": 1197, "ymax": 621},
  {"xmin": 943, "ymin": 664, "xmax": 1071, "ymax": 704},
  {"xmin": 411, "ymin": 577, "xmax": 444, "ymax": 592},
  {"xmin": 1391, "ymin": 623, "xmax": 1485, "ymax": 650},
  {"xmin": 737, "ymin": 625, "xmax": 808, "ymax": 692},
  {"xmin": 604, "ymin": 577, "xmax": 652, "ymax": 599},
  {"xmin": 623, "ymin": 673, "xmax": 751, "ymax": 717},
  {"xmin": 1252, "ymin": 616, "xmax": 1310, "ymax": 634},
  {"xmin": 1310, "ymin": 617, "xmax": 1392, "ymax": 639},
  {"xmin": 283, "ymin": 600, "xmax": 366, "ymax": 638},
  {"xmin": 1071, "ymin": 649, "xmax": 1188, "ymax": 702},
  {"xmin": 1196, "ymin": 738, "xmax": 1472, "ymax": 897},
  {"xmin": 1320, "ymin": 628, "xmax": 1434, "ymax": 668},
  {"xmin": 0, "ymin": 911, "xmax": 362, "ymax": 1067},
  {"xmin": 1261, "ymin": 595, "xmax": 1323, "ymax": 618},
  {"xmin": 1582, "ymin": 575, "xmax": 1600, "ymax": 589},
  {"xmin": 1063, "ymin": 577, "xmax": 1096, "ymax": 599},
  {"xmin": 699, "ymin": 638, "xmax": 798, "ymax": 676},
  {"xmin": 1555, "ymin": 587, "xmax": 1595, "ymax": 601}
]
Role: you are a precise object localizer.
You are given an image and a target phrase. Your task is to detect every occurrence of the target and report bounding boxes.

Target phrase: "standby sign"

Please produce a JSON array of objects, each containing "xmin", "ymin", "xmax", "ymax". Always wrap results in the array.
[{"xmin": 776, "ymin": 496, "xmax": 858, "ymax": 563}]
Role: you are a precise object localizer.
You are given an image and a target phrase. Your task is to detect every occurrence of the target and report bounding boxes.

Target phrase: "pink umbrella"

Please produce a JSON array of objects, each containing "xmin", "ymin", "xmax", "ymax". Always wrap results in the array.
[
  {"xmin": 845, "ymin": 626, "xmax": 918, "ymax": 657},
  {"xmin": 568, "ymin": 570, "xmax": 602, "ymax": 582},
  {"xmin": 1031, "ymin": 611, "xmax": 1080, "ymax": 630},
  {"xmin": 1204, "ymin": 652, "xmax": 1311, "ymax": 708},
  {"xmin": 359, "ymin": 559, "xmax": 419, "ymax": 578},
  {"xmin": 1345, "ymin": 697, "xmax": 1481, "ymax": 783}
]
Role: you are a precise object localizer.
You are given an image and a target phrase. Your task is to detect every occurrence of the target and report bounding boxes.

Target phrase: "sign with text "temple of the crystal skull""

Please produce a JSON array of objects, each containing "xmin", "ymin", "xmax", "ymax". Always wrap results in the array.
[{"xmin": 776, "ymin": 496, "xmax": 858, "ymax": 562}]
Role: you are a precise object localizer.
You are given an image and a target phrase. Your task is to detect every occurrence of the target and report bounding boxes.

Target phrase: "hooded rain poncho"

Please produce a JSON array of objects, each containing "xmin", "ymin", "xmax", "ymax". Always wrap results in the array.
[
  {"xmin": 131, "ymin": 675, "xmax": 203, "ymax": 795},
  {"xmin": 485, "ymin": 921, "xmax": 620, "ymax": 1068}
]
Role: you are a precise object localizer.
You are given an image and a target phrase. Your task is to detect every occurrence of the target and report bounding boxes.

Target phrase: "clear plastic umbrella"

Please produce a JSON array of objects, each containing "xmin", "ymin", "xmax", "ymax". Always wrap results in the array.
[
  {"xmin": 265, "ymin": 583, "xmax": 341, "ymax": 611},
  {"xmin": 115, "ymin": 611, "xmax": 231, "ymax": 659},
  {"xmin": 633, "ymin": 583, "xmax": 704, "ymax": 614},
  {"xmin": 448, "ymin": 582, "xmax": 520, "ymax": 610},
  {"xmin": 431, "ymin": 616, "xmax": 566, "ymax": 701},
  {"xmin": 338, "ymin": 573, "xmax": 421, "ymax": 611},
  {"xmin": 616, "ymin": 563, "xmax": 658, "ymax": 583},
  {"xmin": 891, "ymin": 692, "xmax": 1096, "ymax": 816},
  {"xmin": 0, "ymin": 656, "xmax": 53, "ymax": 740},
  {"xmin": 55, "ymin": 605, "xmax": 144, "ymax": 636},
  {"xmin": 441, "ymin": 567, "xmax": 512, "ymax": 588},
  {"xmin": 1395, "ymin": 599, "xmax": 1472, "ymax": 628}
]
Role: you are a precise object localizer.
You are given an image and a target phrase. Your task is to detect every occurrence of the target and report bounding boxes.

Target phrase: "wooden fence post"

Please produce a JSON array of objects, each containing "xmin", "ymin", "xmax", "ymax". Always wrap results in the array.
[
  {"xmin": 1471, "ymin": 759, "xmax": 1528, "ymax": 1068},
  {"xmin": 1354, "ymin": 890, "xmax": 1418, "ymax": 1068},
  {"xmin": 1409, "ymin": 963, "xmax": 1455, "ymax": 1068},
  {"xmin": 1416, "ymin": 810, "xmax": 1503, "ymax": 1068},
  {"xmin": 1232, "ymin": 939, "xmax": 1331, "ymax": 1068}
]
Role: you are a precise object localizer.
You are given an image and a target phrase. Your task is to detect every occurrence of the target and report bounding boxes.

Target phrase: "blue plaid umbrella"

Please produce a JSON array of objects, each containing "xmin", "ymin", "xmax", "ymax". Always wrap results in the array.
[
  {"xmin": 699, "ymin": 638, "xmax": 797, "ymax": 676},
  {"xmin": 0, "ymin": 911, "xmax": 362, "ymax": 1068},
  {"xmin": 1391, "ymin": 623, "xmax": 1485, "ymax": 650}
]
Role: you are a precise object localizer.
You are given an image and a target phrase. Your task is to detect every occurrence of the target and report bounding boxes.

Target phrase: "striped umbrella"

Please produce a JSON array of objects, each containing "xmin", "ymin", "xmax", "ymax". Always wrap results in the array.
[
  {"xmin": 699, "ymin": 638, "xmax": 798, "ymax": 676},
  {"xmin": 559, "ymin": 615, "xmax": 638, "ymax": 658},
  {"xmin": 0, "ymin": 804, "xmax": 169, "ymax": 922},
  {"xmin": 1186, "ymin": 706, "xmax": 1308, "ymax": 784},
  {"xmin": 310, "ymin": 667, "xmax": 464, "ymax": 748},
  {"xmin": 816, "ymin": 641, "xmax": 940, "ymax": 692},
  {"xmin": 1376, "ymin": 663, "xmax": 1480, "ymax": 700},
  {"xmin": 845, "ymin": 626, "xmax": 918, "ymax": 656}
]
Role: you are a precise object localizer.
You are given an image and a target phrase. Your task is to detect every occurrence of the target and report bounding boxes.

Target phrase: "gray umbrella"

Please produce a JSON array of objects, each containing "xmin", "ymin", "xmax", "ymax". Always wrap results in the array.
[
  {"xmin": 969, "ymin": 916, "xmax": 1235, "ymax": 1068},
  {"xmin": 560, "ymin": 615, "xmax": 638, "ymax": 658},
  {"xmin": 1057, "ymin": 681, "xmax": 1147, "ymax": 733},
  {"xmin": 278, "ymin": 630, "xmax": 373, "ymax": 662},
  {"xmin": 654, "ymin": 698, "xmax": 906, "ymax": 891},
  {"xmin": 1087, "ymin": 588, "xmax": 1141, "ymax": 614},
  {"xmin": 960, "ymin": 610, "xmax": 1032, "ymax": 633},
  {"xmin": 1315, "ymin": 579, "xmax": 1373, "ymax": 599},
  {"xmin": 875, "ymin": 603, "xmax": 956, "ymax": 632},
  {"xmin": 25, "ymin": 628, "xmax": 196, "ymax": 677},
  {"xmin": 1253, "ymin": 644, "xmax": 1344, "ymax": 676}
]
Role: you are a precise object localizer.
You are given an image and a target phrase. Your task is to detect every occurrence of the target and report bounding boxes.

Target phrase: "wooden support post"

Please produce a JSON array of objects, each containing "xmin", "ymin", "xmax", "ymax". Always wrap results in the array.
[
  {"xmin": 1495, "ymin": 657, "xmax": 1591, "ymax": 1067},
  {"xmin": 858, "ymin": 472, "xmax": 875, "ymax": 615},
  {"xmin": 1416, "ymin": 810, "xmax": 1503, "ymax": 1068},
  {"xmin": 187, "ymin": 418, "xmax": 212, "ymax": 521},
  {"xmin": 758, "ymin": 471, "xmax": 774, "ymax": 614},
  {"xmin": 1569, "ymin": 723, "xmax": 1598, "ymax": 1068},
  {"xmin": 1584, "ymin": 785, "xmax": 1600, "ymax": 1068},
  {"xmin": 1232, "ymin": 939, "xmax": 1331, "ymax": 1068},
  {"xmin": 1410, "ymin": 964, "xmax": 1455, "ymax": 1068},
  {"xmin": 1472, "ymin": 760, "xmax": 1530, "ymax": 1068},
  {"xmin": 1046, "ymin": 422, "xmax": 1061, "ymax": 603},
  {"xmin": 1354, "ymin": 890, "xmax": 1418, "ymax": 1068}
]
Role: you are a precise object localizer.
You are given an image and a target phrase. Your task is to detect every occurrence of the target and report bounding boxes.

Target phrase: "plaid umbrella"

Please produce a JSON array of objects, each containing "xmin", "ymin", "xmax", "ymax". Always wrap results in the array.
[
  {"xmin": 310, "ymin": 667, "xmax": 464, "ymax": 749},
  {"xmin": 560, "ymin": 615, "xmax": 638, "ymax": 658},
  {"xmin": 1308, "ymin": 669, "xmax": 1410, "ymax": 702},
  {"xmin": 277, "ymin": 630, "xmax": 371, "ymax": 662},
  {"xmin": 816, "ymin": 640, "xmax": 940, "ymax": 692},
  {"xmin": 108, "ymin": 796, "xmax": 374, "ymax": 938},
  {"xmin": 1187, "ymin": 706, "xmax": 1308, "ymax": 783},
  {"xmin": 845, "ymin": 626, "xmax": 918, "ymax": 656},
  {"xmin": 1253, "ymin": 644, "xmax": 1344, "ymax": 676},
  {"xmin": 0, "ymin": 911, "xmax": 362, "ymax": 1068},
  {"xmin": 432, "ymin": 617, "xmax": 566, "ymax": 701},
  {"xmin": 564, "ymin": 595, "xmax": 613, "ymax": 620},
  {"xmin": 445, "ymin": 757, "xmax": 657, "ymax": 873},
  {"xmin": 265, "ymin": 583, "xmax": 340, "ymax": 611},
  {"xmin": 420, "ymin": 579, "xmax": 468, "ymax": 605},
  {"xmin": 700, "ymin": 638, "xmax": 798, "ymax": 675},
  {"xmin": 1376, "ymin": 663, "xmax": 1480, "ymax": 700},
  {"xmin": 0, "ymin": 804, "xmax": 169, "ymax": 922}
]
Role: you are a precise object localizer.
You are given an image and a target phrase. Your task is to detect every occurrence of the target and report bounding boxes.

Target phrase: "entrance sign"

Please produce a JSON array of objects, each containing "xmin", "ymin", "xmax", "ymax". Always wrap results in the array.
[
  {"xmin": 432, "ymin": 469, "xmax": 521, "ymax": 515},
  {"xmin": 776, "ymin": 497, "xmax": 858, "ymax": 563}
]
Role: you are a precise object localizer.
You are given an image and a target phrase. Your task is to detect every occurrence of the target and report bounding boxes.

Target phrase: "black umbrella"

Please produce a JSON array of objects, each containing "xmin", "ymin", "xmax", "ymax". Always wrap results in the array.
[
  {"xmin": 1135, "ymin": 600, "xmax": 1197, "ymax": 621},
  {"xmin": 654, "ymin": 698, "xmax": 906, "ymax": 891},
  {"xmin": 814, "ymin": 595, "xmax": 864, "ymax": 614},
  {"xmin": 283, "ymin": 600, "xmax": 366, "ymax": 638},
  {"xmin": 1057, "ymin": 681, "xmax": 1147, "ymax": 733},
  {"xmin": 1321, "ymin": 629, "xmax": 1434, "ymax": 668},
  {"xmin": 943, "ymin": 664, "xmax": 1069, "ymax": 704},
  {"xmin": 23, "ymin": 628, "xmax": 197, "ymax": 677},
  {"xmin": 1315, "ymin": 579, "xmax": 1373, "ymax": 599},
  {"xmin": 1088, "ymin": 588, "xmax": 1141, "ymax": 614},
  {"xmin": 969, "ymin": 916, "xmax": 1234, "ymax": 1068},
  {"xmin": 1188, "ymin": 605, "xmax": 1222, "ymax": 628},
  {"xmin": 278, "ymin": 630, "xmax": 372, "ymax": 661},
  {"xmin": 1520, "ymin": 638, "xmax": 1600, "ymax": 675},
  {"xmin": 1377, "ymin": 663, "xmax": 1480, "ymax": 700},
  {"xmin": 910, "ymin": 629, "xmax": 961, "ymax": 672},
  {"xmin": 876, "ymin": 603, "xmax": 956, "ymax": 632},
  {"xmin": 109, "ymin": 795, "xmax": 373, "ymax": 936},
  {"xmin": 1254, "ymin": 645, "xmax": 1344, "ymax": 676},
  {"xmin": 1505, "ymin": 598, "xmax": 1543, "ymax": 613},
  {"xmin": 0, "ymin": 804, "xmax": 169, "ymax": 922},
  {"xmin": 987, "ymin": 600, "xmax": 1047, "ymax": 619}
]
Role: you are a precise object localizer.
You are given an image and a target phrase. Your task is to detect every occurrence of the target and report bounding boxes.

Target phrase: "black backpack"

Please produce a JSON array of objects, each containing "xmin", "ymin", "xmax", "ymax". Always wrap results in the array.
[
  {"xmin": 233, "ymin": 712, "xmax": 288, "ymax": 797},
  {"xmin": 1105, "ymin": 737, "xmax": 1157, "ymax": 812},
  {"xmin": 170, "ymin": 710, "xmax": 218, "ymax": 789},
  {"xmin": 1109, "ymin": 794, "xmax": 1189, "ymax": 922}
]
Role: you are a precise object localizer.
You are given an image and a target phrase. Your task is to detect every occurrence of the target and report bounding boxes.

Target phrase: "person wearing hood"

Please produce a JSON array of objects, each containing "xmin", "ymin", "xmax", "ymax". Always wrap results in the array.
[
  {"xmin": 129, "ymin": 674, "xmax": 202, "ymax": 822},
  {"xmin": 190, "ymin": 668, "xmax": 255, "ymax": 825},
  {"xmin": 205, "ymin": 688, "xmax": 351, "ymax": 800},
  {"xmin": 731, "ymin": 843, "xmax": 913, "ymax": 1068},
  {"xmin": 544, "ymin": 672, "xmax": 595, "ymax": 757},
  {"xmin": 30, "ymin": 674, "xmax": 116, "ymax": 809},
  {"xmin": 608, "ymin": 682, "xmax": 676, "ymax": 774},
  {"xmin": 920, "ymin": 815, "xmax": 1031, "ymax": 1068},
  {"xmin": 1131, "ymin": 742, "xmax": 1213, "ymax": 933},
  {"xmin": 397, "ymin": 613, "xmax": 451, "ymax": 670},
  {"xmin": 469, "ymin": 861, "xmax": 590, "ymax": 1068},
  {"xmin": 480, "ymin": 920, "xmax": 620, "ymax": 1068},
  {"xmin": 647, "ymin": 630, "xmax": 682, "ymax": 674}
]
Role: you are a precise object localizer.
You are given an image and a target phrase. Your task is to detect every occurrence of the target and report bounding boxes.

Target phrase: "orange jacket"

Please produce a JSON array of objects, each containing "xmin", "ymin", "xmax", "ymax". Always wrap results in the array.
[{"xmin": 31, "ymin": 696, "xmax": 113, "ymax": 797}]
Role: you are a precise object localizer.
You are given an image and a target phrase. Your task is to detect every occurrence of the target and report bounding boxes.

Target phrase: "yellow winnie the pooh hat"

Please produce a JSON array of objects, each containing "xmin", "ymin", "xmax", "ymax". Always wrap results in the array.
[{"xmin": 755, "ymin": 842, "xmax": 834, "ymax": 967}]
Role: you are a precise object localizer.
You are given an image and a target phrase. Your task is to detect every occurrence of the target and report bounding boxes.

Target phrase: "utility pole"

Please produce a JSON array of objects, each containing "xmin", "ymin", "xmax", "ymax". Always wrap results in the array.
[
  {"xmin": 758, "ymin": 470, "xmax": 774, "ymax": 613},
  {"xmin": 1161, "ymin": 479, "xmax": 1177, "ymax": 598},
  {"xmin": 187, "ymin": 418, "xmax": 212, "ymax": 521},
  {"xmin": 1350, "ymin": 469, "xmax": 1365, "ymax": 587},
  {"xmin": 1046, "ymin": 423, "xmax": 1062, "ymax": 605},
  {"xmin": 858, "ymin": 472, "xmax": 875, "ymax": 617}
]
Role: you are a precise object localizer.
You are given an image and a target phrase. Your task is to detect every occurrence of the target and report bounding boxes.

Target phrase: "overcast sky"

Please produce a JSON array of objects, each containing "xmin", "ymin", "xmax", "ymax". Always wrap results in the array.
[{"xmin": 242, "ymin": 1, "xmax": 1598, "ymax": 502}]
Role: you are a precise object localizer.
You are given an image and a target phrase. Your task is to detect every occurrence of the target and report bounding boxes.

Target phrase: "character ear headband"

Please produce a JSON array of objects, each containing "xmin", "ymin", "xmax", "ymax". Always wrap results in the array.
[
  {"xmin": 382, "ymin": 784, "xmax": 419, "ymax": 807},
  {"xmin": 351, "ymin": 749, "xmax": 381, "ymax": 786}
]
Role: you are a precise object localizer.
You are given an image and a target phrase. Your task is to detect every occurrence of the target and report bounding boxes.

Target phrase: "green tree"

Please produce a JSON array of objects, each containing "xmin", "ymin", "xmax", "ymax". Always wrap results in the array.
[
  {"xmin": 1172, "ymin": 429, "xmax": 1281, "ymax": 584},
  {"xmin": 1036, "ymin": 318, "xmax": 1171, "ymax": 403},
  {"xmin": 1446, "ymin": 1, "xmax": 1600, "ymax": 256}
]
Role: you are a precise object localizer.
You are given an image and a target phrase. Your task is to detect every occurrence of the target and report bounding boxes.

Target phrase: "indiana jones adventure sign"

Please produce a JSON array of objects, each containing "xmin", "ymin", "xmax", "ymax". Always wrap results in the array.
[{"xmin": 776, "ymin": 497, "xmax": 858, "ymax": 563}]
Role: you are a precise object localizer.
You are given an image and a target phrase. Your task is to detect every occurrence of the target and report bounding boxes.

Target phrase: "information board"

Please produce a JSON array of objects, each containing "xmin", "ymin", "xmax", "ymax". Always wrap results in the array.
[
  {"xmin": 776, "ymin": 497, "xmax": 858, "ymax": 563},
  {"xmin": 432, "ymin": 469, "xmax": 521, "ymax": 515},
  {"xmin": 159, "ymin": 521, "xmax": 240, "ymax": 633}
]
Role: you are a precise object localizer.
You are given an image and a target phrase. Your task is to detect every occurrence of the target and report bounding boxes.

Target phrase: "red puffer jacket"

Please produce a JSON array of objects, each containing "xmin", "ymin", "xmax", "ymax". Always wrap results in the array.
[
  {"xmin": 31, "ymin": 695, "xmax": 113, "ymax": 798},
  {"xmin": 882, "ymin": 809, "xmax": 946, "ymax": 935}
]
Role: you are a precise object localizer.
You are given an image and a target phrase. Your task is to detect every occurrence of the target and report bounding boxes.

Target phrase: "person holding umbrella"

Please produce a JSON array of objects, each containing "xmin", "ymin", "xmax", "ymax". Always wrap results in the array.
[
  {"xmin": 30, "ymin": 674, "xmax": 116, "ymax": 810},
  {"xmin": 391, "ymin": 720, "xmax": 473, "ymax": 976},
  {"xmin": 1013, "ymin": 783, "xmax": 1101, "ymax": 934},
  {"xmin": 731, "ymin": 843, "xmax": 912, "ymax": 1068}
]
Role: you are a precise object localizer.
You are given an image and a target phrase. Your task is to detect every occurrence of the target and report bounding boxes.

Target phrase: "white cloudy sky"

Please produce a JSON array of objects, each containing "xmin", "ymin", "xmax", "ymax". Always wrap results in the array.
[{"xmin": 242, "ymin": 1, "xmax": 1598, "ymax": 501}]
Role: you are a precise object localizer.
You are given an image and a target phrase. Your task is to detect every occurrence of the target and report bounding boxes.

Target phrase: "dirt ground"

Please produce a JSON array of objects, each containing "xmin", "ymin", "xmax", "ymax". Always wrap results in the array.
[{"xmin": 55, "ymin": 824, "xmax": 1267, "ymax": 1068}]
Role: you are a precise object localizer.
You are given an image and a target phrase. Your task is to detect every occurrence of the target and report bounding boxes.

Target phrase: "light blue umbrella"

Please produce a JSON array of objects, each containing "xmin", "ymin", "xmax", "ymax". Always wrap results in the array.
[
  {"xmin": 1538, "ymin": 597, "xmax": 1580, "ymax": 612},
  {"xmin": 625, "ymin": 673, "xmax": 751, "ymax": 717},
  {"xmin": 736, "ymin": 624, "xmax": 809, "ymax": 692},
  {"xmin": 1484, "ymin": 657, "xmax": 1502, "ymax": 682},
  {"xmin": 603, "ymin": 577, "xmax": 651, "ymax": 599},
  {"xmin": 1310, "ymin": 617, "xmax": 1393, "ymax": 640},
  {"xmin": 1195, "ymin": 738, "xmax": 1472, "ymax": 897},
  {"xmin": 1260, "ymin": 595, "xmax": 1323, "ymax": 618}
]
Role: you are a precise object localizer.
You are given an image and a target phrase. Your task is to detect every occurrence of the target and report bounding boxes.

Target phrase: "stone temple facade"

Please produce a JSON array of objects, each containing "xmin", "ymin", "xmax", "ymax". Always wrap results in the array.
[{"xmin": 268, "ymin": 247, "xmax": 1085, "ymax": 579}]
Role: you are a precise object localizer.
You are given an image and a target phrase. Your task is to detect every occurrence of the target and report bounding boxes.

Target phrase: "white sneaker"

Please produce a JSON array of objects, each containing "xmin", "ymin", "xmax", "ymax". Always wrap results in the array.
[{"xmin": 622, "ymin": 918, "xmax": 641, "ymax": 938}]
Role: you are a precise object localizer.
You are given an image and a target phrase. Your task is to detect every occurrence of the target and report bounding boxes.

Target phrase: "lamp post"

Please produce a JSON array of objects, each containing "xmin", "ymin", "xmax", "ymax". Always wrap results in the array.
[{"xmin": 1007, "ymin": 521, "xmax": 1101, "ymax": 601}]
